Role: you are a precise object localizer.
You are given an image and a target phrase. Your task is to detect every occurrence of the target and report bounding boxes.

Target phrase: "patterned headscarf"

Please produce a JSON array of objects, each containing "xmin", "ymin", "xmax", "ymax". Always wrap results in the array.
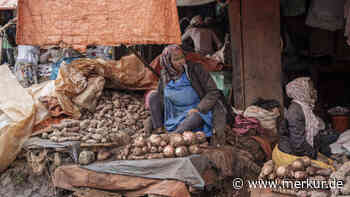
[
  {"xmin": 286, "ymin": 77, "xmax": 325, "ymax": 147},
  {"xmin": 159, "ymin": 45, "xmax": 184, "ymax": 81}
]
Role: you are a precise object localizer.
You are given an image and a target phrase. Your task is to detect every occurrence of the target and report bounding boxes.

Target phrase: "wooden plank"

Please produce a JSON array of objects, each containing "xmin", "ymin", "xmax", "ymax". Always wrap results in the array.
[
  {"xmin": 228, "ymin": 0, "xmax": 245, "ymax": 109},
  {"xmin": 241, "ymin": 0, "xmax": 283, "ymax": 108}
]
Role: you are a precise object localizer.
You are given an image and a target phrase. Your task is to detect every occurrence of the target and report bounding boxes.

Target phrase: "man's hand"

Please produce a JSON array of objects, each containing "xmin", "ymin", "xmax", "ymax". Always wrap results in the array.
[{"xmin": 187, "ymin": 108, "xmax": 199, "ymax": 116}]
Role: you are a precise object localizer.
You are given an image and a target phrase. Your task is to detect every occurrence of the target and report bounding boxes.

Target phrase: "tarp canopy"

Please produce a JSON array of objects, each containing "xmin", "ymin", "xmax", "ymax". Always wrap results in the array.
[
  {"xmin": 16, "ymin": 0, "xmax": 181, "ymax": 51},
  {"xmin": 0, "ymin": 0, "xmax": 17, "ymax": 10},
  {"xmin": 177, "ymin": 0, "xmax": 216, "ymax": 6}
]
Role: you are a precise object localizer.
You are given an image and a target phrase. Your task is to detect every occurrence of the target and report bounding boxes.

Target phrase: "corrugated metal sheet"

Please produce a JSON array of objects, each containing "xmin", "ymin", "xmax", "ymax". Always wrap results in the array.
[
  {"xmin": 177, "ymin": 0, "xmax": 216, "ymax": 6},
  {"xmin": 0, "ymin": 0, "xmax": 17, "ymax": 10}
]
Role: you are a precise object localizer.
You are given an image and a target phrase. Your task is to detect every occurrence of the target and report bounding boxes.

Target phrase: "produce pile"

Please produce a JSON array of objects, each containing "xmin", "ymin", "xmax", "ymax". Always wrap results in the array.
[
  {"xmin": 39, "ymin": 90, "xmax": 149, "ymax": 144},
  {"xmin": 115, "ymin": 131, "xmax": 209, "ymax": 160},
  {"xmin": 330, "ymin": 162, "xmax": 350, "ymax": 196},
  {"xmin": 259, "ymin": 158, "xmax": 333, "ymax": 196}
]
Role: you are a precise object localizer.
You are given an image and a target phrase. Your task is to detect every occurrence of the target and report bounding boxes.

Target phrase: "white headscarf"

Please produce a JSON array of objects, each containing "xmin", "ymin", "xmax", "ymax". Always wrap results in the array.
[{"xmin": 286, "ymin": 77, "xmax": 325, "ymax": 147}]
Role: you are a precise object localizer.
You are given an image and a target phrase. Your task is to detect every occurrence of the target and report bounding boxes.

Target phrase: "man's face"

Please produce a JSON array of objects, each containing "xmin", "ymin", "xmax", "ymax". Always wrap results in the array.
[{"xmin": 171, "ymin": 50, "xmax": 186, "ymax": 73}]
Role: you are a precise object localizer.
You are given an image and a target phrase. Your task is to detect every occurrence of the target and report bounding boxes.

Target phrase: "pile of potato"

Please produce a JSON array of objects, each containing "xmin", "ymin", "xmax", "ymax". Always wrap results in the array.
[
  {"xmin": 259, "ymin": 158, "xmax": 333, "ymax": 196},
  {"xmin": 40, "ymin": 90, "xmax": 149, "ymax": 144},
  {"xmin": 116, "ymin": 131, "xmax": 209, "ymax": 160}
]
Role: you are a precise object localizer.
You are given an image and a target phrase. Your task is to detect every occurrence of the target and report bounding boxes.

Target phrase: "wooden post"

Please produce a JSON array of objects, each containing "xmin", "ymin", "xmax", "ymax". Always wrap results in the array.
[
  {"xmin": 228, "ymin": 0, "xmax": 244, "ymax": 109},
  {"xmin": 228, "ymin": 0, "xmax": 283, "ymax": 109},
  {"xmin": 241, "ymin": 0, "xmax": 283, "ymax": 108}
]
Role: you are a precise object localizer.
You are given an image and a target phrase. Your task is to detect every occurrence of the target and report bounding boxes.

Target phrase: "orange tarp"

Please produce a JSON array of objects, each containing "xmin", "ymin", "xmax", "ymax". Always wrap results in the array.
[{"xmin": 16, "ymin": 0, "xmax": 181, "ymax": 51}]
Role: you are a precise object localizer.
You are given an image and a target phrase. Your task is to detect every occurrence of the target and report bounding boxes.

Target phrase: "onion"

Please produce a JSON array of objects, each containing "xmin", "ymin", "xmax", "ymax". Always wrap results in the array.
[
  {"xmin": 141, "ymin": 146, "xmax": 148, "ymax": 154},
  {"xmin": 306, "ymin": 166, "xmax": 317, "ymax": 176},
  {"xmin": 189, "ymin": 145, "xmax": 202, "ymax": 154},
  {"xmin": 160, "ymin": 140, "xmax": 168, "ymax": 147},
  {"xmin": 132, "ymin": 147, "xmax": 143, "ymax": 156},
  {"xmin": 183, "ymin": 131, "xmax": 197, "ymax": 145},
  {"xmin": 268, "ymin": 172, "xmax": 276, "ymax": 180},
  {"xmin": 175, "ymin": 146, "xmax": 189, "ymax": 157},
  {"xmin": 170, "ymin": 133, "xmax": 185, "ymax": 147},
  {"xmin": 260, "ymin": 161, "xmax": 274, "ymax": 177},
  {"xmin": 134, "ymin": 136, "xmax": 146, "ymax": 147},
  {"xmin": 301, "ymin": 156, "xmax": 311, "ymax": 167},
  {"xmin": 163, "ymin": 145, "xmax": 175, "ymax": 158},
  {"xmin": 291, "ymin": 159, "xmax": 305, "ymax": 171},
  {"xmin": 199, "ymin": 142, "xmax": 209, "ymax": 148},
  {"xmin": 150, "ymin": 146, "xmax": 158, "ymax": 153},
  {"xmin": 160, "ymin": 134, "xmax": 170, "ymax": 143},
  {"xmin": 276, "ymin": 166, "xmax": 289, "ymax": 177},
  {"xmin": 147, "ymin": 153, "xmax": 164, "ymax": 159},
  {"xmin": 158, "ymin": 146, "xmax": 164, "ymax": 153},
  {"xmin": 149, "ymin": 134, "xmax": 162, "ymax": 146},
  {"xmin": 315, "ymin": 168, "xmax": 332, "ymax": 176},
  {"xmin": 196, "ymin": 131, "xmax": 207, "ymax": 143},
  {"xmin": 294, "ymin": 171, "xmax": 307, "ymax": 179}
]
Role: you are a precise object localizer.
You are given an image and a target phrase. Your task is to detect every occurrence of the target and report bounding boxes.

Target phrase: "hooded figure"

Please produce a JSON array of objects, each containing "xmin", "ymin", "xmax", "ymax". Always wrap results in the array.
[
  {"xmin": 146, "ymin": 45, "xmax": 232, "ymax": 144},
  {"xmin": 278, "ymin": 77, "xmax": 327, "ymax": 159},
  {"xmin": 182, "ymin": 15, "xmax": 222, "ymax": 56}
]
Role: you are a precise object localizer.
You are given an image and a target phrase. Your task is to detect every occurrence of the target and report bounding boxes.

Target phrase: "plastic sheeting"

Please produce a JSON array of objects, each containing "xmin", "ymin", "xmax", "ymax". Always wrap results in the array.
[
  {"xmin": 54, "ymin": 55, "xmax": 158, "ymax": 118},
  {"xmin": 0, "ymin": 66, "xmax": 36, "ymax": 172},
  {"xmin": 0, "ymin": 66, "xmax": 52, "ymax": 172},
  {"xmin": 53, "ymin": 165, "xmax": 191, "ymax": 197},
  {"xmin": 82, "ymin": 155, "xmax": 210, "ymax": 189},
  {"xmin": 16, "ymin": 0, "xmax": 181, "ymax": 51},
  {"xmin": 177, "ymin": 0, "xmax": 216, "ymax": 6}
]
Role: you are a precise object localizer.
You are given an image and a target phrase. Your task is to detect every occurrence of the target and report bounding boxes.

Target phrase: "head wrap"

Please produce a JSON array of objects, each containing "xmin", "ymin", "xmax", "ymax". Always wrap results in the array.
[
  {"xmin": 159, "ymin": 45, "xmax": 184, "ymax": 81},
  {"xmin": 190, "ymin": 15, "xmax": 203, "ymax": 26},
  {"xmin": 286, "ymin": 77, "xmax": 325, "ymax": 147}
]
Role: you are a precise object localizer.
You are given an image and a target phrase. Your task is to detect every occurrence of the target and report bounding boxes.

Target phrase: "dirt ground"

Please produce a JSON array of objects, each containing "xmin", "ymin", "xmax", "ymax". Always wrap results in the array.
[{"xmin": 0, "ymin": 155, "xmax": 72, "ymax": 197}]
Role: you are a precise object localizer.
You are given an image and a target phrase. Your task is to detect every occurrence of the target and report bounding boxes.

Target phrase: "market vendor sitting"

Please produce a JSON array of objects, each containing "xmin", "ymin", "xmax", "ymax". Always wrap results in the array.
[
  {"xmin": 147, "ymin": 45, "xmax": 230, "ymax": 141},
  {"xmin": 275, "ymin": 77, "xmax": 338, "ymax": 165}
]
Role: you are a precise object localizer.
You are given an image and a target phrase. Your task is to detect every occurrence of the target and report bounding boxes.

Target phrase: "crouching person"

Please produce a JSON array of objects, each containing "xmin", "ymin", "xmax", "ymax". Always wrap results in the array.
[{"xmin": 147, "ymin": 45, "xmax": 231, "ymax": 145}]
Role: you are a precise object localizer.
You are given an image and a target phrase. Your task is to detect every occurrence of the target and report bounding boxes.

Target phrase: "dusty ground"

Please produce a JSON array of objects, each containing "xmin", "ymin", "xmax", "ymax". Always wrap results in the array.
[{"xmin": 0, "ymin": 155, "xmax": 72, "ymax": 197}]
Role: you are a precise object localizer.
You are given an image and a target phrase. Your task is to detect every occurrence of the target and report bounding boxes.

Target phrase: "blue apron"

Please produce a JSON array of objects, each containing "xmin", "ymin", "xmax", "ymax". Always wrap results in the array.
[{"xmin": 164, "ymin": 73, "xmax": 213, "ymax": 137}]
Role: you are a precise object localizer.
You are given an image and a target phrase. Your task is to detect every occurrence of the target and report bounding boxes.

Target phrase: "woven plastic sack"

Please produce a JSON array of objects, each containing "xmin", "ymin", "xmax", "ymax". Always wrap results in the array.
[{"xmin": 243, "ymin": 106, "xmax": 280, "ymax": 135}]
